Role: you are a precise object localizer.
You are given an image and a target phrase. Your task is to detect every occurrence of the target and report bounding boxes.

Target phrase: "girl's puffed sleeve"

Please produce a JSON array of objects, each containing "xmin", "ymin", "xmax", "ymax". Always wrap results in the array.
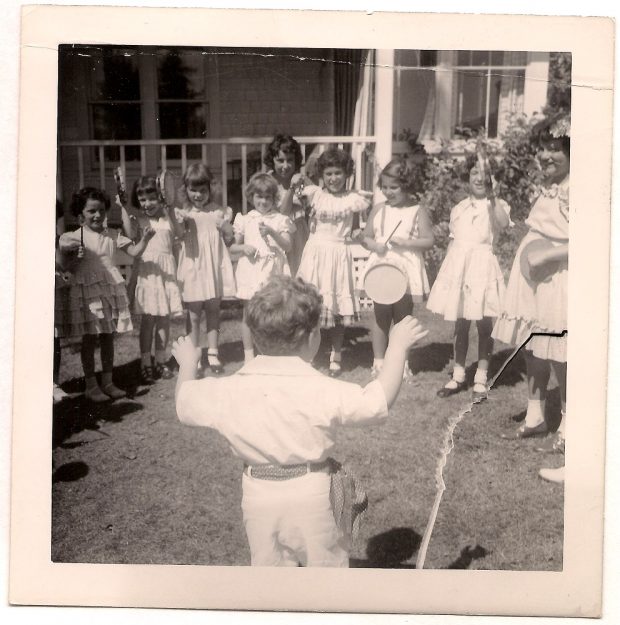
[
  {"xmin": 233, "ymin": 212, "xmax": 246, "ymax": 237},
  {"xmin": 115, "ymin": 232, "xmax": 134, "ymax": 250},
  {"xmin": 351, "ymin": 192, "xmax": 371, "ymax": 213},
  {"xmin": 497, "ymin": 198, "xmax": 514, "ymax": 227},
  {"xmin": 300, "ymin": 184, "xmax": 320, "ymax": 204}
]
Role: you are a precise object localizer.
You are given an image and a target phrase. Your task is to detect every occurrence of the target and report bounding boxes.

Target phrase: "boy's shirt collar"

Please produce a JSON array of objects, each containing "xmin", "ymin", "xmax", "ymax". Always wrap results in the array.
[{"xmin": 237, "ymin": 355, "xmax": 322, "ymax": 377}]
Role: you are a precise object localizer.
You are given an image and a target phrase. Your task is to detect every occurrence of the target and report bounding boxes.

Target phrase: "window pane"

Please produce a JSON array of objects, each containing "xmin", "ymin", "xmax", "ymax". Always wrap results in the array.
[
  {"xmin": 395, "ymin": 49, "xmax": 421, "ymax": 68},
  {"xmin": 92, "ymin": 103, "xmax": 141, "ymax": 161},
  {"xmin": 493, "ymin": 69, "xmax": 526, "ymax": 136},
  {"xmin": 419, "ymin": 50, "xmax": 437, "ymax": 66},
  {"xmin": 159, "ymin": 102, "xmax": 208, "ymax": 159},
  {"xmin": 456, "ymin": 70, "xmax": 487, "ymax": 133},
  {"xmin": 90, "ymin": 50, "xmax": 140, "ymax": 101},
  {"xmin": 157, "ymin": 49, "xmax": 205, "ymax": 99},
  {"xmin": 472, "ymin": 50, "xmax": 490, "ymax": 66},
  {"xmin": 490, "ymin": 51, "xmax": 504, "ymax": 65},
  {"xmin": 457, "ymin": 50, "xmax": 471, "ymax": 66}
]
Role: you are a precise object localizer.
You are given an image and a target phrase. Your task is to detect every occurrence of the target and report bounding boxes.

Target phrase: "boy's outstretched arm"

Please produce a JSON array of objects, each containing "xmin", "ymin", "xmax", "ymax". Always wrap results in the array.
[
  {"xmin": 376, "ymin": 316, "xmax": 428, "ymax": 407},
  {"xmin": 171, "ymin": 335, "xmax": 200, "ymax": 406}
]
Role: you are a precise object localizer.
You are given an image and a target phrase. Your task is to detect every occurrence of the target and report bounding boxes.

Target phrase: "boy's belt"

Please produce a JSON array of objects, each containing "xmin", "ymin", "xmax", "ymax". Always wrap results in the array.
[{"xmin": 244, "ymin": 460, "xmax": 332, "ymax": 480}]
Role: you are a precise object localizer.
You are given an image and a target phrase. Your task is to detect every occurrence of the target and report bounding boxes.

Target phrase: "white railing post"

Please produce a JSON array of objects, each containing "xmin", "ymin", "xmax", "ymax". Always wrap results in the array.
[
  {"xmin": 221, "ymin": 143, "xmax": 228, "ymax": 208},
  {"xmin": 241, "ymin": 143, "xmax": 248, "ymax": 214},
  {"xmin": 98, "ymin": 146, "xmax": 105, "ymax": 189},
  {"xmin": 374, "ymin": 49, "xmax": 395, "ymax": 190}
]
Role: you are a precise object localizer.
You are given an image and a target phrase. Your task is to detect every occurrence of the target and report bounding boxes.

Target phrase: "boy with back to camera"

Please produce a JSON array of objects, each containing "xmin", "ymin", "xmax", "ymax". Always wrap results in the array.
[{"xmin": 173, "ymin": 275, "xmax": 427, "ymax": 567}]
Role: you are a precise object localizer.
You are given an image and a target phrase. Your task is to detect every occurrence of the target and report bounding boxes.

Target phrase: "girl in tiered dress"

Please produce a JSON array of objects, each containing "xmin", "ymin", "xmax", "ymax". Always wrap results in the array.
[
  {"xmin": 58, "ymin": 187, "xmax": 154, "ymax": 402},
  {"xmin": 296, "ymin": 148, "xmax": 371, "ymax": 377}
]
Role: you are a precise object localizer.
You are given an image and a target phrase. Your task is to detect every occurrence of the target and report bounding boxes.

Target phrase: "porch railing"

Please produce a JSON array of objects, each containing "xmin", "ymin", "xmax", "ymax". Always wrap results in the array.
[{"xmin": 58, "ymin": 135, "xmax": 378, "ymax": 214}]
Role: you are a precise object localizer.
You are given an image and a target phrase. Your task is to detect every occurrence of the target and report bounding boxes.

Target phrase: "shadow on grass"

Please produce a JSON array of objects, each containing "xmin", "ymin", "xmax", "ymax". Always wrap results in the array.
[
  {"xmin": 53, "ymin": 394, "xmax": 144, "ymax": 448},
  {"xmin": 409, "ymin": 342, "xmax": 453, "ymax": 375},
  {"xmin": 350, "ymin": 527, "xmax": 421, "ymax": 568},
  {"xmin": 445, "ymin": 544, "xmax": 489, "ymax": 569},
  {"xmin": 53, "ymin": 461, "xmax": 89, "ymax": 483}
]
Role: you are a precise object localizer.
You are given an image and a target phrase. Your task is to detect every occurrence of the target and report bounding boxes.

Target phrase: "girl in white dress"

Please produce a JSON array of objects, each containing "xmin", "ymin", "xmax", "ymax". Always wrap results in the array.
[
  {"xmin": 493, "ymin": 115, "xmax": 569, "ymax": 483},
  {"xmin": 264, "ymin": 134, "xmax": 310, "ymax": 276},
  {"xmin": 362, "ymin": 158, "xmax": 434, "ymax": 377},
  {"xmin": 426, "ymin": 156, "xmax": 512, "ymax": 400},
  {"xmin": 176, "ymin": 163, "xmax": 235, "ymax": 375},
  {"xmin": 58, "ymin": 188, "xmax": 155, "ymax": 402},
  {"xmin": 296, "ymin": 148, "xmax": 372, "ymax": 377},
  {"xmin": 128, "ymin": 176, "xmax": 184, "ymax": 384},
  {"xmin": 231, "ymin": 173, "xmax": 295, "ymax": 362}
]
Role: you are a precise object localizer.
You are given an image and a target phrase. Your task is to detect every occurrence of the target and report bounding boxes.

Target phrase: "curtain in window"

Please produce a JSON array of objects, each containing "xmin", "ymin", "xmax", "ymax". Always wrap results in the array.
[
  {"xmin": 333, "ymin": 49, "xmax": 366, "ymax": 135},
  {"xmin": 497, "ymin": 52, "xmax": 526, "ymax": 135}
]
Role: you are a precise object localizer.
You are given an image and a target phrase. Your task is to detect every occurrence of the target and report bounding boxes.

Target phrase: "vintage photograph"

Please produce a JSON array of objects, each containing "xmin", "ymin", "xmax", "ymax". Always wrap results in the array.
[
  {"xmin": 9, "ymin": 6, "xmax": 612, "ymax": 616},
  {"xmin": 52, "ymin": 44, "xmax": 569, "ymax": 568}
]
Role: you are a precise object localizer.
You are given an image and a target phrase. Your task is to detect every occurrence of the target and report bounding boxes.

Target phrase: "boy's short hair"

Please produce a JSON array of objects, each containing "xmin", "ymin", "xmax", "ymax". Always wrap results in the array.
[
  {"xmin": 247, "ymin": 276, "xmax": 322, "ymax": 356},
  {"xmin": 246, "ymin": 172, "xmax": 279, "ymax": 203}
]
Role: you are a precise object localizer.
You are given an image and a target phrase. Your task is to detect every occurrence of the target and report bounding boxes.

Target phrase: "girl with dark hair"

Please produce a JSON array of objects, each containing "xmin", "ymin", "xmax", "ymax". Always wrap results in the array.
[
  {"xmin": 427, "ymin": 151, "xmax": 512, "ymax": 401},
  {"xmin": 58, "ymin": 187, "xmax": 154, "ymax": 402},
  {"xmin": 295, "ymin": 148, "xmax": 372, "ymax": 376},
  {"xmin": 264, "ymin": 134, "xmax": 310, "ymax": 275},
  {"xmin": 129, "ymin": 176, "xmax": 184, "ymax": 383},
  {"xmin": 493, "ymin": 114, "xmax": 570, "ymax": 483}
]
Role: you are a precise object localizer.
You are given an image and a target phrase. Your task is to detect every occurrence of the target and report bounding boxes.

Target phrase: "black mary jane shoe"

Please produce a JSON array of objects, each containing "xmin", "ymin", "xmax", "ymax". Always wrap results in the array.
[
  {"xmin": 500, "ymin": 421, "xmax": 548, "ymax": 440},
  {"xmin": 436, "ymin": 380, "xmax": 467, "ymax": 398},
  {"xmin": 139, "ymin": 365, "xmax": 156, "ymax": 385}
]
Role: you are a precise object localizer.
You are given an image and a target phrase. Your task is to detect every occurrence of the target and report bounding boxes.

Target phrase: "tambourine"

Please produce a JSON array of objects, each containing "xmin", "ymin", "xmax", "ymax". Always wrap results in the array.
[
  {"xmin": 157, "ymin": 170, "xmax": 177, "ymax": 207},
  {"xmin": 362, "ymin": 256, "xmax": 409, "ymax": 305},
  {"xmin": 519, "ymin": 238, "xmax": 560, "ymax": 283},
  {"xmin": 114, "ymin": 166, "xmax": 128, "ymax": 207}
]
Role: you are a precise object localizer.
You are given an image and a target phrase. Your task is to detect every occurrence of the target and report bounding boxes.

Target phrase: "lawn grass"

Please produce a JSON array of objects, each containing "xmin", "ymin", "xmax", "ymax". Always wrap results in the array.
[{"xmin": 52, "ymin": 304, "xmax": 563, "ymax": 569}]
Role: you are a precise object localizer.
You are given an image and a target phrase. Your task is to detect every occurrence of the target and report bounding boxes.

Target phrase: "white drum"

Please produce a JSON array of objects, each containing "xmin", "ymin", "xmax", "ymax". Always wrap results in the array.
[{"xmin": 362, "ymin": 256, "xmax": 409, "ymax": 305}]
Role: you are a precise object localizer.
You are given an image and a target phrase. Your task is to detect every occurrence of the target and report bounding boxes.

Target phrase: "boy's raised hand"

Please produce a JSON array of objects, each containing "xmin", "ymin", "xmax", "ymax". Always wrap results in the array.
[
  {"xmin": 389, "ymin": 315, "xmax": 428, "ymax": 350},
  {"xmin": 172, "ymin": 335, "xmax": 200, "ymax": 370}
]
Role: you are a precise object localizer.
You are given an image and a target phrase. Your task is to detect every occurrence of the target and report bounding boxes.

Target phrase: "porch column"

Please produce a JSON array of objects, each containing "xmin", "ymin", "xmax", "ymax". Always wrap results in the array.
[
  {"xmin": 523, "ymin": 52, "xmax": 550, "ymax": 116},
  {"xmin": 435, "ymin": 51, "xmax": 456, "ymax": 140},
  {"xmin": 374, "ymin": 48, "xmax": 395, "ymax": 173}
]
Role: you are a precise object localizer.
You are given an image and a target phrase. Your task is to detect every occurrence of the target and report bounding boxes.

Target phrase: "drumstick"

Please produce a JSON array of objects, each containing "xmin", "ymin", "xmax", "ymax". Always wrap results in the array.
[{"xmin": 384, "ymin": 220, "xmax": 402, "ymax": 245}]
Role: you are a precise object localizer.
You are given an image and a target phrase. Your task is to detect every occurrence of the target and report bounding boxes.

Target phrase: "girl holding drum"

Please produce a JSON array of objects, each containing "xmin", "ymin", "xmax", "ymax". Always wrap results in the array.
[
  {"xmin": 362, "ymin": 158, "xmax": 434, "ymax": 377},
  {"xmin": 426, "ymin": 154, "xmax": 512, "ymax": 401},
  {"xmin": 492, "ymin": 114, "xmax": 569, "ymax": 482}
]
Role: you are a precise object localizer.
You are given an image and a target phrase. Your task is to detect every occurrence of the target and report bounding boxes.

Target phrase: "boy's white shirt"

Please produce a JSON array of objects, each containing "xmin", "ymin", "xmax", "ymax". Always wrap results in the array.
[{"xmin": 176, "ymin": 355, "xmax": 388, "ymax": 466}]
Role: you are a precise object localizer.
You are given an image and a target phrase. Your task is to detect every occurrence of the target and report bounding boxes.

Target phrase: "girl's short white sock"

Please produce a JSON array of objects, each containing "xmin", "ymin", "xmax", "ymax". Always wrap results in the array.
[
  {"xmin": 155, "ymin": 349, "xmax": 166, "ymax": 365},
  {"xmin": 207, "ymin": 349, "xmax": 221, "ymax": 366},
  {"xmin": 141, "ymin": 352, "xmax": 152, "ymax": 367},
  {"xmin": 474, "ymin": 368, "xmax": 488, "ymax": 385},
  {"xmin": 452, "ymin": 365, "xmax": 466, "ymax": 383},
  {"xmin": 525, "ymin": 399, "xmax": 545, "ymax": 428},
  {"xmin": 244, "ymin": 348, "xmax": 255, "ymax": 362},
  {"xmin": 557, "ymin": 411, "xmax": 566, "ymax": 436}
]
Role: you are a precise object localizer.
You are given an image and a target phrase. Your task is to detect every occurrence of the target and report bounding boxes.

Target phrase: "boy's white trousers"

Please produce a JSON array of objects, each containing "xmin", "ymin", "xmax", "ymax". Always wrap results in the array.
[{"xmin": 241, "ymin": 471, "xmax": 349, "ymax": 567}]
